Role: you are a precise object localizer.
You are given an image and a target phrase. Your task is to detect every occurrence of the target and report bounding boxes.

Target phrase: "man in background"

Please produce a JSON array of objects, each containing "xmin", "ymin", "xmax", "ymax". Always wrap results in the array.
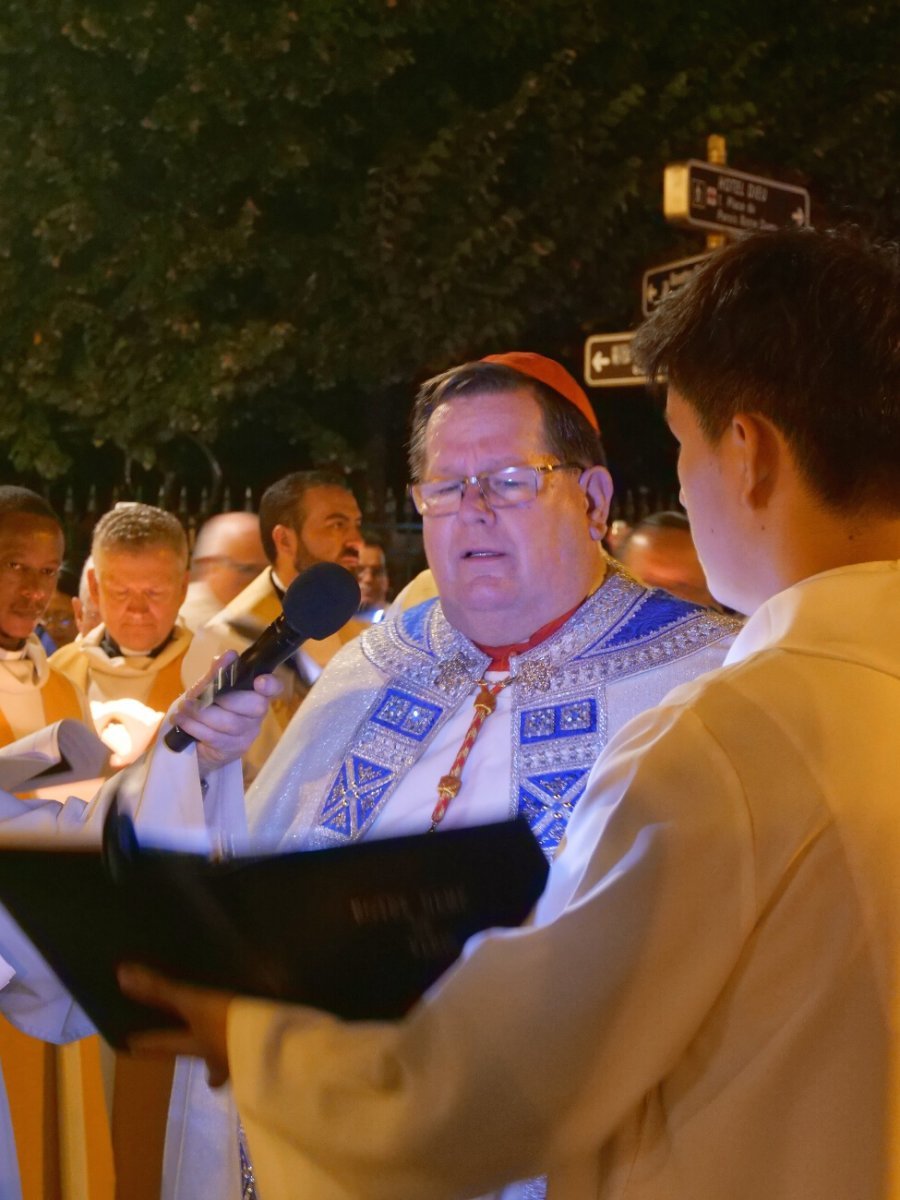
[
  {"xmin": 182, "ymin": 470, "xmax": 368, "ymax": 779},
  {"xmin": 48, "ymin": 500, "xmax": 196, "ymax": 1199},
  {"xmin": 0, "ymin": 487, "xmax": 90, "ymax": 744},
  {"xmin": 617, "ymin": 509, "xmax": 717, "ymax": 607},
  {"xmin": 52, "ymin": 503, "xmax": 192, "ymax": 766},
  {"xmin": 35, "ymin": 564, "xmax": 80, "ymax": 653},
  {"xmin": 0, "ymin": 486, "xmax": 98, "ymax": 1200},
  {"xmin": 71, "ymin": 556, "xmax": 102, "ymax": 638},
  {"xmin": 179, "ymin": 511, "xmax": 267, "ymax": 632},
  {"xmin": 355, "ymin": 532, "xmax": 391, "ymax": 623}
]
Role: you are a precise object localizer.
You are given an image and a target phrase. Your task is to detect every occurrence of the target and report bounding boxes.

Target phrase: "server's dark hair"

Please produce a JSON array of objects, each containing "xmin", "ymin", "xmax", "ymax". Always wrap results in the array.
[{"xmin": 632, "ymin": 225, "xmax": 900, "ymax": 513}]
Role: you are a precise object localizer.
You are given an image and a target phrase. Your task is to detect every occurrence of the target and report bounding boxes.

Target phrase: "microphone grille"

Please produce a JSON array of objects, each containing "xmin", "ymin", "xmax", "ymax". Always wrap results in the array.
[{"xmin": 282, "ymin": 562, "xmax": 362, "ymax": 641}]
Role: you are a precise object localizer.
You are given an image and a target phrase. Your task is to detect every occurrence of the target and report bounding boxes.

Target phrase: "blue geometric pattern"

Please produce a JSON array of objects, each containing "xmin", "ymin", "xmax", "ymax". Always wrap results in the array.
[
  {"xmin": 518, "ymin": 768, "xmax": 589, "ymax": 853},
  {"xmin": 603, "ymin": 592, "xmax": 701, "ymax": 648},
  {"xmin": 321, "ymin": 756, "xmax": 394, "ymax": 838},
  {"xmin": 399, "ymin": 597, "xmax": 434, "ymax": 644},
  {"xmin": 311, "ymin": 569, "xmax": 736, "ymax": 851},
  {"xmin": 520, "ymin": 699, "xmax": 597, "ymax": 744},
  {"xmin": 371, "ymin": 688, "xmax": 441, "ymax": 741}
]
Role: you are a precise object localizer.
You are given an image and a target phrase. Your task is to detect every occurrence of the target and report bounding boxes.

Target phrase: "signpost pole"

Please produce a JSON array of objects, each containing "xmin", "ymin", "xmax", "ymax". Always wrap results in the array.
[
  {"xmin": 585, "ymin": 138, "xmax": 812, "ymax": 394},
  {"xmin": 705, "ymin": 134, "xmax": 728, "ymax": 251}
]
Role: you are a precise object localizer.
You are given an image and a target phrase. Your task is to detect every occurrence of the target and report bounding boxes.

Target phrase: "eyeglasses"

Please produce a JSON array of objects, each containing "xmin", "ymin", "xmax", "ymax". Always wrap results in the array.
[{"xmin": 409, "ymin": 463, "xmax": 581, "ymax": 517}]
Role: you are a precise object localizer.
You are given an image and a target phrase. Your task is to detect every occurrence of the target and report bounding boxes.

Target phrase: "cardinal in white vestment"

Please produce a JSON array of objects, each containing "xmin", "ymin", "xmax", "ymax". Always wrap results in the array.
[{"xmin": 137, "ymin": 352, "xmax": 738, "ymax": 1200}]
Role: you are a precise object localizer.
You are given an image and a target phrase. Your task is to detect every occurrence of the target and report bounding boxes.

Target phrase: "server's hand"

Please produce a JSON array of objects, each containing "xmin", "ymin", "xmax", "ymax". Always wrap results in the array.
[{"xmin": 119, "ymin": 963, "xmax": 233, "ymax": 1087}]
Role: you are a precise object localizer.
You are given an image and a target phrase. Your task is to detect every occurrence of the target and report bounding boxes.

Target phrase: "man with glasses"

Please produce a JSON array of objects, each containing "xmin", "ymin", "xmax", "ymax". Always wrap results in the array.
[{"xmin": 248, "ymin": 352, "xmax": 738, "ymax": 852}]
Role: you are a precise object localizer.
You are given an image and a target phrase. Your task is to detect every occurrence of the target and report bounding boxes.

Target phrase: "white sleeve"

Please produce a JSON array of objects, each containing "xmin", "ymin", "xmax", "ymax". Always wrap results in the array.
[
  {"xmin": 111, "ymin": 711, "xmax": 247, "ymax": 853},
  {"xmin": 0, "ymin": 783, "xmax": 99, "ymax": 1041},
  {"xmin": 0, "ymin": 713, "xmax": 245, "ymax": 1042},
  {"xmin": 228, "ymin": 702, "xmax": 756, "ymax": 1200},
  {"xmin": 0, "ymin": 914, "xmax": 96, "ymax": 1043}
]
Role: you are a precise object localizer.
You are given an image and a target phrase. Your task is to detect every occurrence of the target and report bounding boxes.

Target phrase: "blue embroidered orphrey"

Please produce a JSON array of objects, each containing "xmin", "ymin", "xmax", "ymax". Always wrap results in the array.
[{"xmin": 307, "ymin": 564, "xmax": 738, "ymax": 858}]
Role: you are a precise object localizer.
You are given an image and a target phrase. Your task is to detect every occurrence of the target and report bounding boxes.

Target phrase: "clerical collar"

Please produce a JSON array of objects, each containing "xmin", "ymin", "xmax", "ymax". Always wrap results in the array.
[
  {"xmin": 472, "ymin": 599, "xmax": 585, "ymax": 671},
  {"xmin": 0, "ymin": 642, "xmax": 28, "ymax": 661},
  {"xmin": 100, "ymin": 629, "xmax": 176, "ymax": 660},
  {"xmin": 270, "ymin": 570, "xmax": 287, "ymax": 601}
]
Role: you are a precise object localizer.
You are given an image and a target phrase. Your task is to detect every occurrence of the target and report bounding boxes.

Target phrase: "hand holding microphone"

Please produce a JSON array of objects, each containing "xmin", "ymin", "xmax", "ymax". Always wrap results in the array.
[{"xmin": 165, "ymin": 563, "xmax": 361, "ymax": 757}]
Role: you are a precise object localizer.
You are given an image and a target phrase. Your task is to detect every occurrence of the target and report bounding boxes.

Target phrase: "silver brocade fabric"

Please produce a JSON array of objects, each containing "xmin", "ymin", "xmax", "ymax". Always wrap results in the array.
[{"xmin": 246, "ymin": 562, "xmax": 741, "ymax": 859}]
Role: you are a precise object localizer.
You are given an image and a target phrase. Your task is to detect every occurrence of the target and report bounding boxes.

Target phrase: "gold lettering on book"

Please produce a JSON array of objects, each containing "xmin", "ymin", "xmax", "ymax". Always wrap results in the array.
[{"xmin": 349, "ymin": 883, "xmax": 468, "ymax": 927}]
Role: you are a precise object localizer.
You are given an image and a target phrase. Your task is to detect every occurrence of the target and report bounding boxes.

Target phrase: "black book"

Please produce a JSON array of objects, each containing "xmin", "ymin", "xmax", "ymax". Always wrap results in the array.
[{"xmin": 0, "ymin": 807, "xmax": 549, "ymax": 1049}]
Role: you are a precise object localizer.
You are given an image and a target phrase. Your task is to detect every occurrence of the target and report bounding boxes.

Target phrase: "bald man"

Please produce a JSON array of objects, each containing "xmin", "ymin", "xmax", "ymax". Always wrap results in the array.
[
  {"xmin": 617, "ymin": 510, "xmax": 717, "ymax": 607},
  {"xmin": 179, "ymin": 512, "xmax": 268, "ymax": 632}
]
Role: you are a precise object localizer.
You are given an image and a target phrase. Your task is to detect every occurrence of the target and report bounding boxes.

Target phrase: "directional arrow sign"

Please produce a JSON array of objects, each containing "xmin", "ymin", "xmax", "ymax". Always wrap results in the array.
[
  {"xmin": 642, "ymin": 253, "xmax": 710, "ymax": 316},
  {"xmin": 664, "ymin": 159, "xmax": 810, "ymax": 238},
  {"xmin": 584, "ymin": 333, "xmax": 648, "ymax": 388}
]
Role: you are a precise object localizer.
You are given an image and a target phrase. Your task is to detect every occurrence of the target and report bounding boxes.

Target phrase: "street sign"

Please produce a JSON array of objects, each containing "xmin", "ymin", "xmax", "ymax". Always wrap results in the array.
[
  {"xmin": 664, "ymin": 159, "xmax": 810, "ymax": 237},
  {"xmin": 584, "ymin": 332, "xmax": 648, "ymax": 388},
  {"xmin": 642, "ymin": 253, "xmax": 710, "ymax": 316}
]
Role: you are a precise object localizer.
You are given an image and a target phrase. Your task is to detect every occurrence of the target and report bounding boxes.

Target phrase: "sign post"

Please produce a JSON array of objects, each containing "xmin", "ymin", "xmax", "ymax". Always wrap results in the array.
[
  {"xmin": 664, "ymin": 159, "xmax": 810, "ymax": 238},
  {"xmin": 641, "ymin": 253, "xmax": 710, "ymax": 316},
  {"xmin": 584, "ymin": 142, "xmax": 812, "ymax": 394},
  {"xmin": 584, "ymin": 333, "xmax": 648, "ymax": 388}
]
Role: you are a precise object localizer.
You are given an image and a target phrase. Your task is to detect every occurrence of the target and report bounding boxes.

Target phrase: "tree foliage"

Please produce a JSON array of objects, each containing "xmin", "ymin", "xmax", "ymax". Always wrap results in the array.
[{"xmin": 0, "ymin": 0, "xmax": 897, "ymax": 480}]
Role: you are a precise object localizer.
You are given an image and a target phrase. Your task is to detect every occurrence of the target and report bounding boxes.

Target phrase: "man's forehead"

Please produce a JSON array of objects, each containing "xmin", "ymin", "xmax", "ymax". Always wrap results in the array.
[
  {"xmin": 423, "ymin": 389, "xmax": 548, "ymax": 460},
  {"xmin": 427, "ymin": 386, "xmax": 541, "ymax": 424},
  {"xmin": 300, "ymin": 486, "xmax": 361, "ymax": 519},
  {"xmin": 0, "ymin": 514, "xmax": 63, "ymax": 549},
  {"xmin": 197, "ymin": 514, "xmax": 261, "ymax": 556},
  {"xmin": 95, "ymin": 545, "xmax": 185, "ymax": 578}
]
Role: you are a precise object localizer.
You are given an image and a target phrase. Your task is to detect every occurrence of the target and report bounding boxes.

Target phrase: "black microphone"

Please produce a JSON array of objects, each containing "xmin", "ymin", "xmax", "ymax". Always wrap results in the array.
[{"xmin": 164, "ymin": 562, "xmax": 361, "ymax": 753}]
